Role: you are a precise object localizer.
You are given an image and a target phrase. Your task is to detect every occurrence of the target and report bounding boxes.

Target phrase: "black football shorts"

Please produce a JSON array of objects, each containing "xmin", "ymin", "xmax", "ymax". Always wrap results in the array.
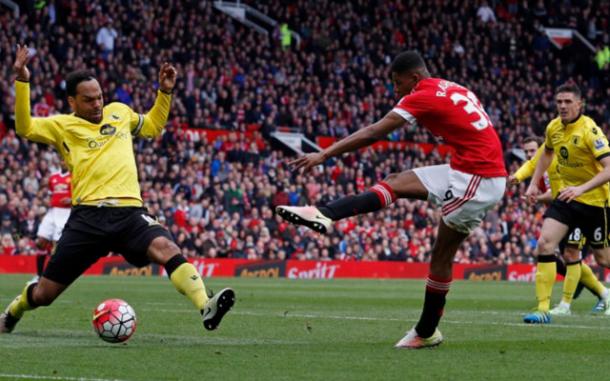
[
  {"xmin": 43, "ymin": 206, "xmax": 173, "ymax": 285},
  {"xmin": 545, "ymin": 199, "xmax": 610, "ymax": 249}
]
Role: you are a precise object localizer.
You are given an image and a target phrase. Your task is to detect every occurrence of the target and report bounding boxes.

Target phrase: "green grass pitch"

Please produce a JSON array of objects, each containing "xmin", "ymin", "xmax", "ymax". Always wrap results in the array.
[{"xmin": 1, "ymin": 275, "xmax": 609, "ymax": 381}]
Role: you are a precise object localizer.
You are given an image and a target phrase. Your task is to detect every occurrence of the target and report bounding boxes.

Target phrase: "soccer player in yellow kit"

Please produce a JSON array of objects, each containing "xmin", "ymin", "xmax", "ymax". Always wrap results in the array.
[
  {"xmin": 524, "ymin": 83, "xmax": 610, "ymax": 323},
  {"xmin": 0, "ymin": 45, "xmax": 235, "ymax": 333},
  {"xmin": 510, "ymin": 137, "xmax": 608, "ymax": 316}
]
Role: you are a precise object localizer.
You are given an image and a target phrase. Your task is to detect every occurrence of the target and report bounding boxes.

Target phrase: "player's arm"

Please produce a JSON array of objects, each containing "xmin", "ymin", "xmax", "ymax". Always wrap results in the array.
[
  {"xmin": 510, "ymin": 146, "xmax": 543, "ymax": 184},
  {"xmin": 525, "ymin": 146, "xmax": 553, "ymax": 202},
  {"xmin": 289, "ymin": 111, "xmax": 405, "ymax": 172},
  {"xmin": 536, "ymin": 190, "xmax": 553, "ymax": 203},
  {"xmin": 131, "ymin": 63, "xmax": 177, "ymax": 139},
  {"xmin": 13, "ymin": 45, "xmax": 59, "ymax": 145}
]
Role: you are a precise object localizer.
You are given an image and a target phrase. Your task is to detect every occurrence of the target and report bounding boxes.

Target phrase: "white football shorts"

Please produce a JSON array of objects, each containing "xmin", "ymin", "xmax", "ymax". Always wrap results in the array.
[
  {"xmin": 37, "ymin": 207, "xmax": 71, "ymax": 242},
  {"xmin": 413, "ymin": 164, "xmax": 505, "ymax": 233}
]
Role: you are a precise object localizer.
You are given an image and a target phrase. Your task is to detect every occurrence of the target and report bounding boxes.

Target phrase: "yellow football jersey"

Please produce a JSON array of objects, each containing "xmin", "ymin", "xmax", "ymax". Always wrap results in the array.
[
  {"xmin": 544, "ymin": 115, "xmax": 610, "ymax": 207},
  {"xmin": 514, "ymin": 145, "xmax": 563, "ymax": 198},
  {"xmin": 15, "ymin": 81, "xmax": 171, "ymax": 206}
]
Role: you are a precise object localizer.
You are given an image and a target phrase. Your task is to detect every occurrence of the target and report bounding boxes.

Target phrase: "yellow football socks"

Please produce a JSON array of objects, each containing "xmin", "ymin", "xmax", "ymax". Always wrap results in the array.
[
  {"xmin": 535, "ymin": 257, "xmax": 556, "ymax": 312},
  {"xmin": 170, "ymin": 263, "xmax": 209, "ymax": 310},
  {"xmin": 580, "ymin": 263, "xmax": 606, "ymax": 298},
  {"xmin": 8, "ymin": 284, "xmax": 36, "ymax": 319},
  {"xmin": 561, "ymin": 262, "xmax": 581, "ymax": 304}
]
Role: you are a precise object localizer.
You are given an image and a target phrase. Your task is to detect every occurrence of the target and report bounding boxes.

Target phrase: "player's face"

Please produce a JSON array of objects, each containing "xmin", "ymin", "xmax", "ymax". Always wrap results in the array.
[
  {"xmin": 522, "ymin": 141, "xmax": 539, "ymax": 160},
  {"xmin": 555, "ymin": 92, "xmax": 582, "ymax": 124},
  {"xmin": 69, "ymin": 79, "xmax": 104, "ymax": 124},
  {"xmin": 391, "ymin": 72, "xmax": 418, "ymax": 98}
]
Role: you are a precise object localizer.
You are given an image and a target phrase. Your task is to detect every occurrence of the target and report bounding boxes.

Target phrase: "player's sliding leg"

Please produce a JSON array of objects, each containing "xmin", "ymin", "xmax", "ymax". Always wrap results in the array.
[
  {"xmin": 0, "ymin": 277, "xmax": 67, "ymax": 333},
  {"xmin": 147, "ymin": 237, "xmax": 235, "ymax": 330},
  {"xmin": 1, "ymin": 223, "xmax": 110, "ymax": 334},
  {"xmin": 276, "ymin": 170, "xmax": 427, "ymax": 233},
  {"xmin": 395, "ymin": 220, "xmax": 467, "ymax": 349},
  {"xmin": 524, "ymin": 218, "xmax": 569, "ymax": 324}
]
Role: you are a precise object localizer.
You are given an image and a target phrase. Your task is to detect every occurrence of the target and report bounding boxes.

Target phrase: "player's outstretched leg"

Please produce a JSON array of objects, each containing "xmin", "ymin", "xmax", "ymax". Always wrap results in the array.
[
  {"xmin": 164, "ymin": 254, "xmax": 235, "ymax": 331},
  {"xmin": 202, "ymin": 288, "xmax": 236, "ymax": 331},
  {"xmin": 0, "ymin": 280, "xmax": 40, "ymax": 333},
  {"xmin": 0, "ymin": 296, "xmax": 25, "ymax": 333},
  {"xmin": 275, "ymin": 205, "xmax": 333, "ymax": 233},
  {"xmin": 276, "ymin": 181, "xmax": 397, "ymax": 233}
]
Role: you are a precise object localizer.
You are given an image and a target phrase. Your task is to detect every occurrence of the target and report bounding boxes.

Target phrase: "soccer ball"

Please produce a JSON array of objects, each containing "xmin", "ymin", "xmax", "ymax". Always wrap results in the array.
[{"xmin": 92, "ymin": 299, "xmax": 137, "ymax": 343}]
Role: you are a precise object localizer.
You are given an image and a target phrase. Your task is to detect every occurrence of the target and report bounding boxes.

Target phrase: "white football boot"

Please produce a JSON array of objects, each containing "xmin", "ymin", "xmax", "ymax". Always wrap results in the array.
[
  {"xmin": 395, "ymin": 327, "xmax": 443, "ymax": 349},
  {"xmin": 202, "ymin": 288, "xmax": 235, "ymax": 331},
  {"xmin": 275, "ymin": 206, "xmax": 333, "ymax": 234}
]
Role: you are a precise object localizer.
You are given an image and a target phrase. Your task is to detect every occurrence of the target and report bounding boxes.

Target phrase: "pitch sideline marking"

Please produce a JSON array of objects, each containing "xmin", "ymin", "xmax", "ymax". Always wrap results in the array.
[
  {"xmin": 0, "ymin": 374, "xmax": 131, "ymax": 381},
  {"xmin": 133, "ymin": 306, "xmax": 610, "ymax": 331}
]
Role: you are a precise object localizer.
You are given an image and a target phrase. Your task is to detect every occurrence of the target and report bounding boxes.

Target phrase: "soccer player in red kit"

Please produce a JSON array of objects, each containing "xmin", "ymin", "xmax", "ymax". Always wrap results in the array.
[
  {"xmin": 277, "ymin": 51, "xmax": 507, "ymax": 349},
  {"xmin": 35, "ymin": 164, "xmax": 72, "ymax": 277}
]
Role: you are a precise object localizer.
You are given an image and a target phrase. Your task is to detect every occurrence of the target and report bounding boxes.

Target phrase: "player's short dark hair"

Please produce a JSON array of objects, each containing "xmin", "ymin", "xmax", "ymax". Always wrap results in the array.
[
  {"xmin": 555, "ymin": 83, "xmax": 582, "ymax": 99},
  {"xmin": 390, "ymin": 51, "xmax": 427, "ymax": 74},
  {"xmin": 523, "ymin": 136, "xmax": 542, "ymax": 146},
  {"xmin": 65, "ymin": 70, "xmax": 97, "ymax": 97}
]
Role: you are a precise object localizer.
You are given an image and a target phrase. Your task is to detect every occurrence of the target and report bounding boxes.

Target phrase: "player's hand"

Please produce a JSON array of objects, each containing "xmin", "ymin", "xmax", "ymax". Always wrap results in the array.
[
  {"xmin": 158, "ymin": 62, "xmax": 177, "ymax": 93},
  {"xmin": 60, "ymin": 197, "xmax": 72, "ymax": 206},
  {"xmin": 508, "ymin": 175, "xmax": 519, "ymax": 185},
  {"xmin": 524, "ymin": 184, "xmax": 539, "ymax": 204},
  {"xmin": 289, "ymin": 152, "xmax": 326, "ymax": 173},
  {"xmin": 13, "ymin": 44, "xmax": 31, "ymax": 82},
  {"xmin": 557, "ymin": 186, "xmax": 583, "ymax": 203}
]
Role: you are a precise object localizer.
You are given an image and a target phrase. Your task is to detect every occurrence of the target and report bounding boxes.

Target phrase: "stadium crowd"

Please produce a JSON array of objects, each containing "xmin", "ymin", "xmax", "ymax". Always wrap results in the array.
[{"xmin": 0, "ymin": 0, "xmax": 608, "ymax": 264}]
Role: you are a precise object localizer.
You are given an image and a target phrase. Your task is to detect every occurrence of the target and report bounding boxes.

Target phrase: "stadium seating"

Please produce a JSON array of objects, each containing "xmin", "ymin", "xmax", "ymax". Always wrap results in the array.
[{"xmin": 0, "ymin": 1, "xmax": 608, "ymax": 263}]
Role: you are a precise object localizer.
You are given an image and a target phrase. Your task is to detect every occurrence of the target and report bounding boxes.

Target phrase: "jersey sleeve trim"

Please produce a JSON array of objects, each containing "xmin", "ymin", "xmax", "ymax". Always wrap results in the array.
[
  {"xmin": 132, "ymin": 114, "xmax": 144, "ymax": 137},
  {"xmin": 391, "ymin": 107, "xmax": 417, "ymax": 125},
  {"xmin": 595, "ymin": 152, "xmax": 610, "ymax": 161}
]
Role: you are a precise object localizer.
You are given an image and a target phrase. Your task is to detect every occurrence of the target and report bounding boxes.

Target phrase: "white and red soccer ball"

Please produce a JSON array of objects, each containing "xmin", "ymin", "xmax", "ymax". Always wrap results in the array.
[{"xmin": 92, "ymin": 299, "xmax": 137, "ymax": 343}]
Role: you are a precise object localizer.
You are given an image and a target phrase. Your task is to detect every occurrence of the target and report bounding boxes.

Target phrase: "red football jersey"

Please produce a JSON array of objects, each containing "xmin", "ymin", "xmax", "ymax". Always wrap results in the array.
[
  {"xmin": 393, "ymin": 78, "xmax": 507, "ymax": 177},
  {"xmin": 49, "ymin": 172, "xmax": 72, "ymax": 208}
]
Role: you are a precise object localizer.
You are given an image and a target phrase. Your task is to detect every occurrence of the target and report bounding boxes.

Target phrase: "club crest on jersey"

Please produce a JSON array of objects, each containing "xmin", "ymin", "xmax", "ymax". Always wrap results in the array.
[
  {"xmin": 100, "ymin": 124, "xmax": 116, "ymax": 136},
  {"xmin": 594, "ymin": 138, "xmax": 606, "ymax": 150},
  {"xmin": 559, "ymin": 146, "xmax": 569, "ymax": 159}
]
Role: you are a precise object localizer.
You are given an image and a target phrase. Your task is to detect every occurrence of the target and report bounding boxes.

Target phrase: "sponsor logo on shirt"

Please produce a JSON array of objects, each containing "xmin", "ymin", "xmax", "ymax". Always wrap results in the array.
[{"xmin": 100, "ymin": 124, "xmax": 116, "ymax": 136}]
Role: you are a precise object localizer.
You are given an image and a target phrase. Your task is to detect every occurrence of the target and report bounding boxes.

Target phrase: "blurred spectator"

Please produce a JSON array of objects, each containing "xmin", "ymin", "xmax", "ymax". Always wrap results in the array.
[
  {"xmin": 96, "ymin": 17, "xmax": 118, "ymax": 58},
  {"xmin": 477, "ymin": 1, "xmax": 497, "ymax": 24}
]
